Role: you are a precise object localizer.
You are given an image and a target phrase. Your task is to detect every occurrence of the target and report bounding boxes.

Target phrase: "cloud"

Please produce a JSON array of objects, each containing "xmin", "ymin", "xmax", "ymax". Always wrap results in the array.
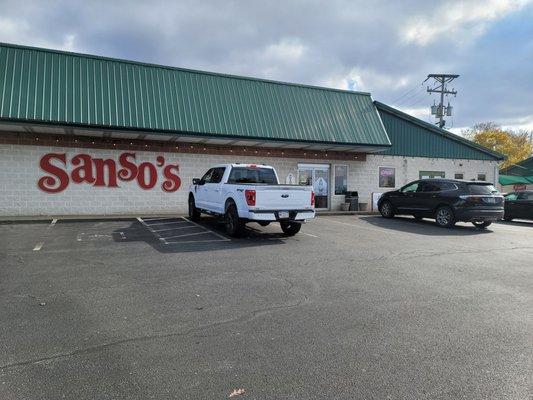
[
  {"xmin": 0, "ymin": 0, "xmax": 531, "ymax": 133},
  {"xmin": 0, "ymin": 15, "xmax": 79, "ymax": 52},
  {"xmin": 402, "ymin": 0, "xmax": 532, "ymax": 45}
]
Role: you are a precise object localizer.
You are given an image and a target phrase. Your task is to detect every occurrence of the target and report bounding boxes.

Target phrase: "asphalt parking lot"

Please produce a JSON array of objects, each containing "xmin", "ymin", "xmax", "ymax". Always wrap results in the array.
[{"xmin": 0, "ymin": 215, "xmax": 532, "ymax": 400}]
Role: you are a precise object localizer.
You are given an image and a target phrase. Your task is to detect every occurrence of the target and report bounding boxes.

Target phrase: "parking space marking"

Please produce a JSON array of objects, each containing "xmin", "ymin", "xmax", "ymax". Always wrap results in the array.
[
  {"xmin": 164, "ymin": 231, "xmax": 216, "ymax": 240},
  {"xmin": 301, "ymin": 232, "xmax": 318, "ymax": 238},
  {"xmin": 143, "ymin": 220, "xmax": 189, "ymax": 227},
  {"xmin": 181, "ymin": 217, "xmax": 231, "ymax": 241},
  {"xmin": 137, "ymin": 217, "xmax": 167, "ymax": 243},
  {"xmin": 32, "ymin": 218, "xmax": 58, "ymax": 251},
  {"xmin": 141, "ymin": 217, "xmax": 175, "ymax": 222},
  {"xmin": 137, "ymin": 216, "xmax": 231, "ymax": 244},
  {"xmin": 152, "ymin": 225, "xmax": 199, "ymax": 232}
]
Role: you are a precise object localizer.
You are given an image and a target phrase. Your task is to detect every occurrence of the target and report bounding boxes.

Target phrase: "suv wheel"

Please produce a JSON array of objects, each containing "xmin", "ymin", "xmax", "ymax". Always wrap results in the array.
[
  {"xmin": 435, "ymin": 206, "xmax": 456, "ymax": 228},
  {"xmin": 225, "ymin": 203, "xmax": 245, "ymax": 237},
  {"xmin": 280, "ymin": 221, "xmax": 302, "ymax": 236},
  {"xmin": 472, "ymin": 221, "xmax": 492, "ymax": 229},
  {"xmin": 379, "ymin": 200, "xmax": 394, "ymax": 218},
  {"xmin": 188, "ymin": 196, "xmax": 201, "ymax": 221}
]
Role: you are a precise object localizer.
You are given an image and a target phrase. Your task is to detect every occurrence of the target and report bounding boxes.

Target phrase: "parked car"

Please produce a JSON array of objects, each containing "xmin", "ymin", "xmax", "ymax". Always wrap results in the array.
[
  {"xmin": 188, "ymin": 164, "xmax": 315, "ymax": 237},
  {"xmin": 503, "ymin": 191, "xmax": 533, "ymax": 221},
  {"xmin": 377, "ymin": 179, "xmax": 504, "ymax": 229}
]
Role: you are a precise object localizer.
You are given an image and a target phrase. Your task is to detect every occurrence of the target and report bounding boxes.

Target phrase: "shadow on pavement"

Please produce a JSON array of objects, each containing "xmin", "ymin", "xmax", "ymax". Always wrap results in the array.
[
  {"xmin": 359, "ymin": 215, "xmax": 495, "ymax": 236},
  {"xmin": 112, "ymin": 217, "xmax": 289, "ymax": 253}
]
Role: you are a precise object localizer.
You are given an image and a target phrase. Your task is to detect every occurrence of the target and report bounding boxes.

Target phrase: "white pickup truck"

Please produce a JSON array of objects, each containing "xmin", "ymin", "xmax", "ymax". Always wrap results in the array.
[{"xmin": 188, "ymin": 164, "xmax": 315, "ymax": 237}]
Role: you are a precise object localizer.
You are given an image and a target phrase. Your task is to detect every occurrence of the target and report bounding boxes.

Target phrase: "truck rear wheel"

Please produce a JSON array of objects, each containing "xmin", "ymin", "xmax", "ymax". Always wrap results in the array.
[
  {"xmin": 280, "ymin": 221, "xmax": 301, "ymax": 236},
  {"xmin": 225, "ymin": 203, "xmax": 245, "ymax": 237}
]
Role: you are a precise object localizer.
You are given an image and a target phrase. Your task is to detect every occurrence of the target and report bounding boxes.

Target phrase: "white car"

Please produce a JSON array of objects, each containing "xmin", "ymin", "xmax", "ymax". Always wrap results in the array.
[{"xmin": 188, "ymin": 164, "xmax": 315, "ymax": 237}]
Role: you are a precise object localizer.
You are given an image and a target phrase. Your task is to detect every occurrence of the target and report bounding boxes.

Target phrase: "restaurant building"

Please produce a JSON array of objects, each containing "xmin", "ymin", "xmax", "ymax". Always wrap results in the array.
[{"xmin": 0, "ymin": 43, "xmax": 504, "ymax": 217}]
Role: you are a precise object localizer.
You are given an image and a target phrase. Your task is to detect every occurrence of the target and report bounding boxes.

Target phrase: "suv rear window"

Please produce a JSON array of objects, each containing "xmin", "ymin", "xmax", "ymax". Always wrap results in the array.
[
  {"xmin": 227, "ymin": 167, "xmax": 278, "ymax": 184},
  {"xmin": 467, "ymin": 184, "xmax": 499, "ymax": 195}
]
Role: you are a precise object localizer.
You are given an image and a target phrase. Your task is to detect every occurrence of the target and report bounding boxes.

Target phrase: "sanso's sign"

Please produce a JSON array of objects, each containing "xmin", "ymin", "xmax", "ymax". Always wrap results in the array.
[{"xmin": 38, "ymin": 152, "xmax": 181, "ymax": 193}]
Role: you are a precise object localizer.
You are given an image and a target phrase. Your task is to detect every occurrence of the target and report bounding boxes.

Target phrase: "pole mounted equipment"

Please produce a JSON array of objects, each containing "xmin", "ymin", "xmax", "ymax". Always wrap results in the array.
[{"xmin": 425, "ymin": 74, "xmax": 459, "ymax": 128}]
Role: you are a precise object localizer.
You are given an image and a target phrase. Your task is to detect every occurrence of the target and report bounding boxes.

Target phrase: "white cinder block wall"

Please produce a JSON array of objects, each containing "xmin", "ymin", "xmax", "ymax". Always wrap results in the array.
[{"xmin": 0, "ymin": 143, "xmax": 498, "ymax": 216}]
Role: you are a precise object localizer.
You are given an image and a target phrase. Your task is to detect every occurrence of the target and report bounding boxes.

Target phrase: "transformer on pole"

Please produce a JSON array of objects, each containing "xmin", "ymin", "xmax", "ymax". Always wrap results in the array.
[{"xmin": 425, "ymin": 74, "xmax": 459, "ymax": 128}]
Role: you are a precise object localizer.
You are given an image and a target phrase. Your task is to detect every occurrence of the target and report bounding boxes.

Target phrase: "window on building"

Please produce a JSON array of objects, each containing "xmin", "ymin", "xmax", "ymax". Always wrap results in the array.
[
  {"xmin": 477, "ymin": 173, "xmax": 487, "ymax": 181},
  {"xmin": 454, "ymin": 173, "xmax": 464, "ymax": 180},
  {"xmin": 379, "ymin": 167, "xmax": 395, "ymax": 188},
  {"xmin": 334, "ymin": 165, "xmax": 348, "ymax": 195},
  {"xmin": 419, "ymin": 171, "xmax": 445, "ymax": 179}
]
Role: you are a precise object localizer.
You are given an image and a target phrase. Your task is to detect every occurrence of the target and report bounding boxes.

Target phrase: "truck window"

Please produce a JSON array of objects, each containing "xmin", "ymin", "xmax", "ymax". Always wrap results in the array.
[
  {"xmin": 210, "ymin": 167, "xmax": 226, "ymax": 183},
  {"xmin": 227, "ymin": 167, "xmax": 277, "ymax": 184}
]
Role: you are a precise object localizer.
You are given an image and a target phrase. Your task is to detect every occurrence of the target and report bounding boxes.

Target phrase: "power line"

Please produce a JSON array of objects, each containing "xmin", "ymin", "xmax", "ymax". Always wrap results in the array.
[
  {"xmin": 394, "ymin": 85, "xmax": 427, "ymax": 108},
  {"xmin": 390, "ymin": 83, "xmax": 423, "ymax": 104}
]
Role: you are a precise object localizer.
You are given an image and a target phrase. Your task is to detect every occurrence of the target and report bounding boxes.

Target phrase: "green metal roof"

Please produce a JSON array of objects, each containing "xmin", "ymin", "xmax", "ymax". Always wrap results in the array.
[
  {"xmin": 500, "ymin": 156, "xmax": 533, "ymax": 176},
  {"xmin": 0, "ymin": 42, "xmax": 391, "ymax": 148},
  {"xmin": 375, "ymin": 102, "xmax": 505, "ymax": 161}
]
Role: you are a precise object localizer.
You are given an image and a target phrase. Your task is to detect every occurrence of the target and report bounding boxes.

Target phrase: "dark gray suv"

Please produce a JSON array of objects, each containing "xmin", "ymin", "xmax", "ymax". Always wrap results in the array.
[{"xmin": 377, "ymin": 179, "xmax": 504, "ymax": 229}]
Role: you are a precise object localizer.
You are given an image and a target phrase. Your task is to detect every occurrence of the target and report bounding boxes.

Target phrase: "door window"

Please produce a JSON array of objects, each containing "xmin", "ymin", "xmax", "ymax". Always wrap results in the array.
[
  {"xmin": 201, "ymin": 169, "xmax": 214, "ymax": 182},
  {"xmin": 419, "ymin": 182, "xmax": 440, "ymax": 192},
  {"xmin": 454, "ymin": 173, "xmax": 464, "ymax": 180},
  {"xmin": 517, "ymin": 192, "xmax": 533, "ymax": 200},
  {"xmin": 298, "ymin": 165, "xmax": 330, "ymax": 209},
  {"xmin": 401, "ymin": 182, "xmax": 419, "ymax": 193},
  {"xmin": 210, "ymin": 167, "xmax": 226, "ymax": 183}
]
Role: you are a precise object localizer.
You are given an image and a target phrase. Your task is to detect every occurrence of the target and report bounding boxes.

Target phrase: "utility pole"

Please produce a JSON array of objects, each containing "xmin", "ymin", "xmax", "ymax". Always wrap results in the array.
[{"xmin": 425, "ymin": 74, "xmax": 459, "ymax": 128}]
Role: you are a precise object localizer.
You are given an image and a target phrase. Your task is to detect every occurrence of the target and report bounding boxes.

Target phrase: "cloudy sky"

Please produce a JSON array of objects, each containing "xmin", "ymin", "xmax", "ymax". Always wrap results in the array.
[{"xmin": 1, "ymin": 0, "xmax": 532, "ymax": 133}]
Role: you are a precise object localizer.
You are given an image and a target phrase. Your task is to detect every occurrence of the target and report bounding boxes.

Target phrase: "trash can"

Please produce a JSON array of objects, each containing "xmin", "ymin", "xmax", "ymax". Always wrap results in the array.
[{"xmin": 345, "ymin": 191, "xmax": 359, "ymax": 211}]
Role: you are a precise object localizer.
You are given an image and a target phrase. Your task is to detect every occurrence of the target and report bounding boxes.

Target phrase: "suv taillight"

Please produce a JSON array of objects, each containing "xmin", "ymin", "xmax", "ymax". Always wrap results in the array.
[
  {"xmin": 459, "ymin": 195, "xmax": 482, "ymax": 204},
  {"xmin": 245, "ymin": 189, "xmax": 256, "ymax": 206},
  {"xmin": 311, "ymin": 191, "xmax": 315, "ymax": 207}
]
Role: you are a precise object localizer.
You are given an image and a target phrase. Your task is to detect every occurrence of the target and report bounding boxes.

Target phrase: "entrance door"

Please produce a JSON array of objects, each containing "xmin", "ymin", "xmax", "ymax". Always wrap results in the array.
[{"xmin": 298, "ymin": 164, "xmax": 330, "ymax": 210}]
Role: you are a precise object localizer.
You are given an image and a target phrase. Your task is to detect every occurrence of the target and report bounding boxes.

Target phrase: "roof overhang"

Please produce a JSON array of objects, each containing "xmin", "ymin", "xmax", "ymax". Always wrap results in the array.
[{"xmin": 0, "ymin": 120, "xmax": 391, "ymax": 153}]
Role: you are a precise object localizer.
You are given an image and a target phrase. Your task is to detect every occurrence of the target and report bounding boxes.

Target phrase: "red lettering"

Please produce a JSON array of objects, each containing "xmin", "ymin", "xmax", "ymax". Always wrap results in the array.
[
  {"xmin": 71, "ymin": 154, "xmax": 95, "ymax": 184},
  {"xmin": 162, "ymin": 164, "xmax": 181, "ymax": 192},
  {"xmin": 137, "ymin": 162, "xmax": 157, "ymax": 189},
  {"xmin": 118, "ymin": 152, "xmax": 138, "ymax": 181},
  {"xmin": 93, "ymin": 158, "xmax": 119, "ymax": 187},
  {"xmin": 38, "ymin": 152, "xmax": 181, "ymax": 193},
  {"xmin": 38, "ymin": 153, "xmax": 69, "ymax": 193}
]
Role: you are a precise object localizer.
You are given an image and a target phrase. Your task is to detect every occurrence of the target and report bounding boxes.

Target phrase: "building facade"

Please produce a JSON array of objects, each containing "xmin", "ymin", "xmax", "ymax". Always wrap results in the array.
[{"xmin": 0, "ymin": 43, "xmax": 503, "ymax": 217}]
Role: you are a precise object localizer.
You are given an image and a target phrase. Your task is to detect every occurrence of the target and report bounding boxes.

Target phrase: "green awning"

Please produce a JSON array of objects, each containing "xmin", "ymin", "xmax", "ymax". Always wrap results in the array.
[{"xmin": 499, "ymin": 174, "xmax": 533, "ymax": 186}]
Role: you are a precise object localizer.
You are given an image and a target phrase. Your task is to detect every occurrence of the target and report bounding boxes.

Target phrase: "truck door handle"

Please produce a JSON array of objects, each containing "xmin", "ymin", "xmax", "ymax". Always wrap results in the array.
[{"xmin": 214, "ymin": 189, "xmax": 220, "ymax": 192}]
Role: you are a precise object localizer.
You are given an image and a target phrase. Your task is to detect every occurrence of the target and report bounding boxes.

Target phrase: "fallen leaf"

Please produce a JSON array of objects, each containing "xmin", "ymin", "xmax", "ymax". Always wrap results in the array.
[{"xmin": 229, "ymin": 388, "xmax": 245, "ymax": 398}]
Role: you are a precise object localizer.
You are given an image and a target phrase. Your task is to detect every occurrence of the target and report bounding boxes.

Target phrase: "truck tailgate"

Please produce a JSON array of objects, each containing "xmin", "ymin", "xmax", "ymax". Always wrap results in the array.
[{"xmin": 254, "ymin": 186, "xmax": 312, "ymax": 209}]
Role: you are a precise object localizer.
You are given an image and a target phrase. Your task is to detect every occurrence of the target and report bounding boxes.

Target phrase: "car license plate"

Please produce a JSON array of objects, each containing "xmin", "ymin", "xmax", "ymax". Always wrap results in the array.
[
  {"xmin": 485, "ymin": 197, "xmax": 495, "ymax": 203},
  {"xmin": 278, "ymin": 211, "xmax": 289, "ymax": 219}
]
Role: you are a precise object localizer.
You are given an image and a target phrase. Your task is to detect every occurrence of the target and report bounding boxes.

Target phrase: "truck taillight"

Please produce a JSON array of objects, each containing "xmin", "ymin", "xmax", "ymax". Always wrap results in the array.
[
  {"xmin": 245, "ymin": 189, "xmax": 256, "ymax": 206},
  {"xmin": 311, "ymin": 191, "xmax": 315, "ymax": 207}
]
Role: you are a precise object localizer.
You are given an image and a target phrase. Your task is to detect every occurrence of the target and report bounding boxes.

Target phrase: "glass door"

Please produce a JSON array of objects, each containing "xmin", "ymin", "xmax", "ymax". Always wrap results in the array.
[{"xmin": 298, "ymin": 164, "xmax": 330, "ymax": 210}]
